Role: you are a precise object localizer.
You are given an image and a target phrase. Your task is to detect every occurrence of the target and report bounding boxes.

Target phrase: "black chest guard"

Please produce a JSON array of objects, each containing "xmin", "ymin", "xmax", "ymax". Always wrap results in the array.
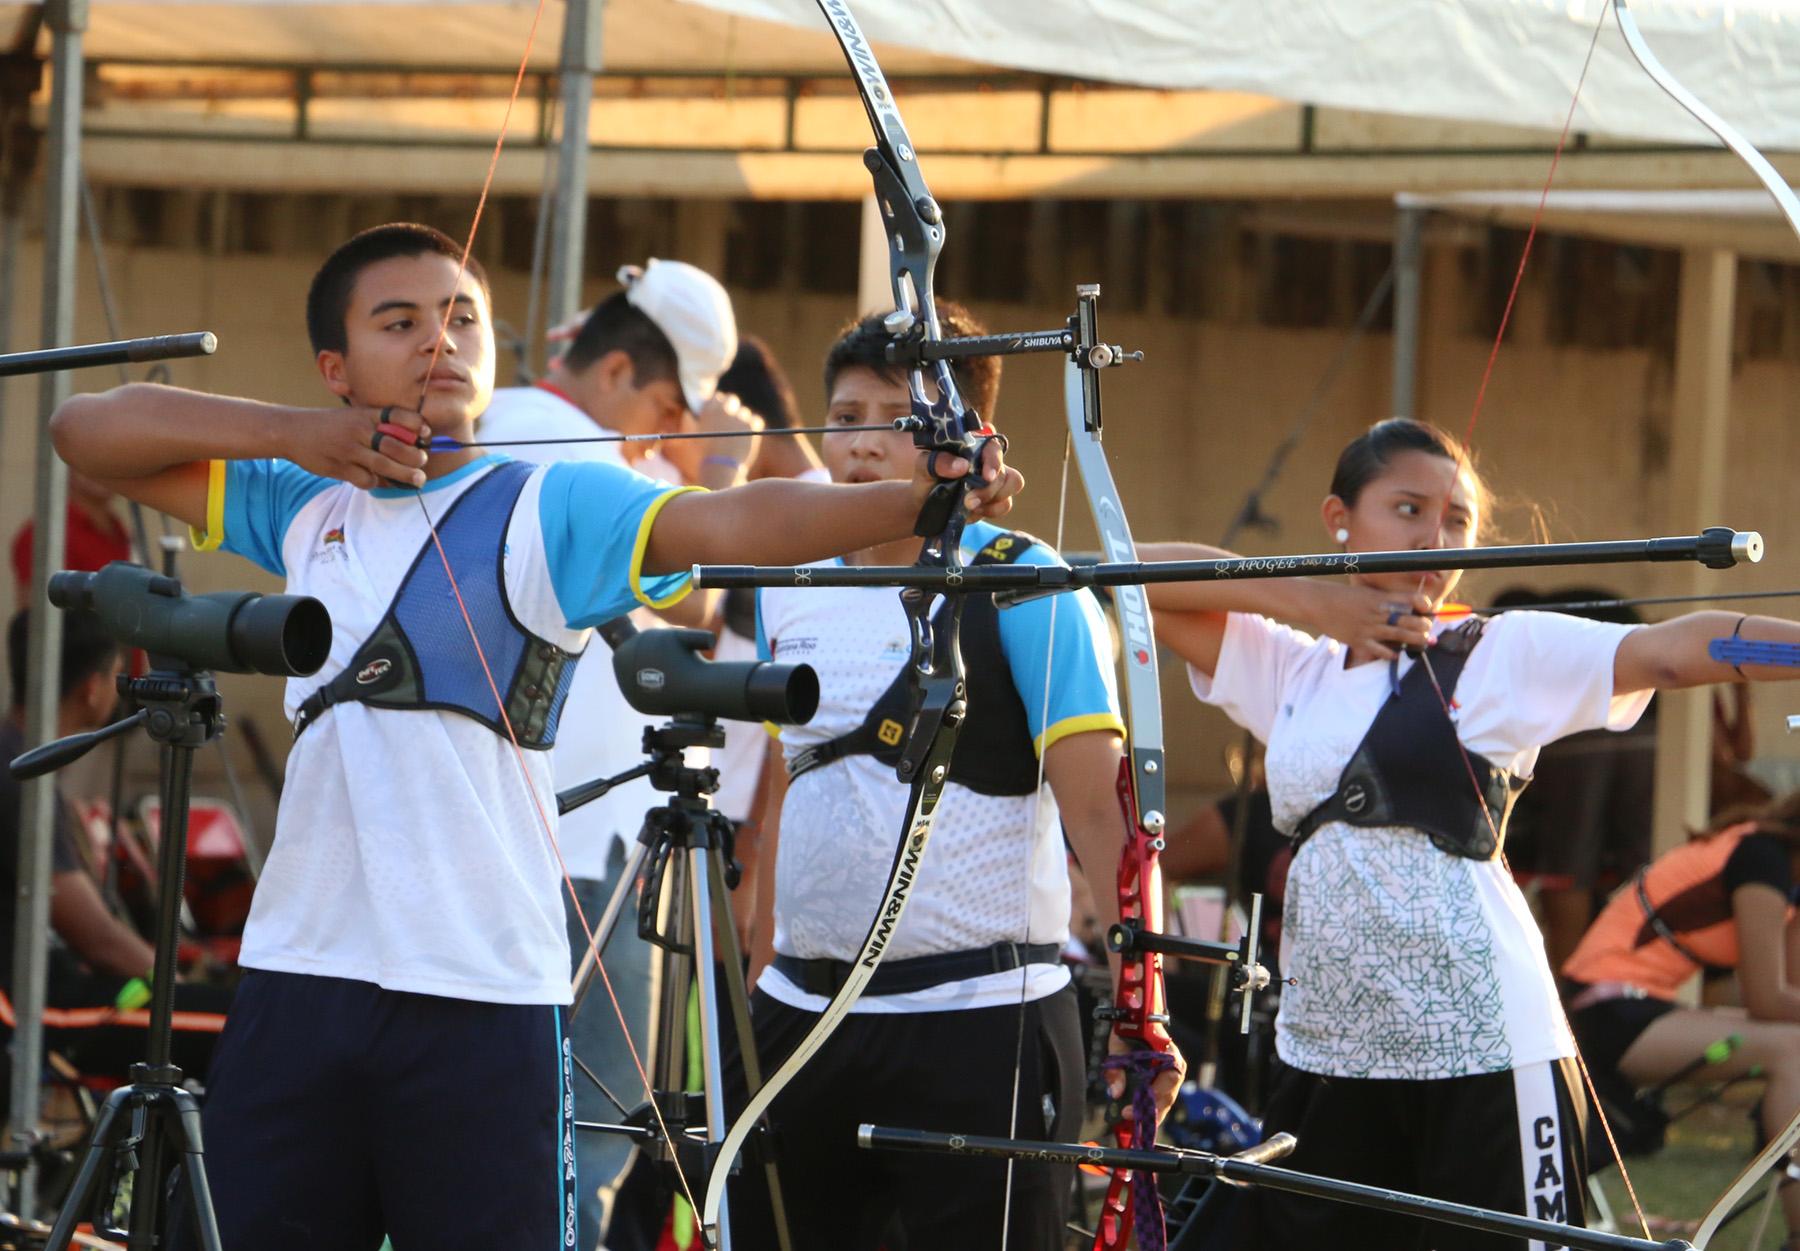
[
  {"xmin": 785, "ymin": 530, "xmax": 1045, "ymax": 797},
  {"xmin": 1292, "ymin": 618, "xmax": 1525, "ymax": 861}
]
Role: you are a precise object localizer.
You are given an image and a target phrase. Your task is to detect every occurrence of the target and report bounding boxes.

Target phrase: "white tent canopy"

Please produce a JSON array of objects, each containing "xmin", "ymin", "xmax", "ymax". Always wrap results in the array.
[
  {"xmin": 691, "ymin": 0, "xmax": 1800, "ymax": 150},
  {"xmin": 10, "ymin": 1, "xmax": 1799, "ymax": 154}
]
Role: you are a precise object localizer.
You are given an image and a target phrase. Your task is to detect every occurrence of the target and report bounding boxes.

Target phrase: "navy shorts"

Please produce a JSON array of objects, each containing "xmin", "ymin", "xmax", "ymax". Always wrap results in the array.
[{"xmin": 172, "ymin": 969, "xmax": 575, "ymax": 1251}]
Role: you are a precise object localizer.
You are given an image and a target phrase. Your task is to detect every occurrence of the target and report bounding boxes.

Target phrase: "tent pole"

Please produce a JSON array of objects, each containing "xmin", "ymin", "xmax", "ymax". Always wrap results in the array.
[
  {"xmin": 9, "ymin": 0, "xmax": 84, "ymax": 1216},
  {"xmin": 1391, "ymin": 202, "xmax": 1425, "ymax": 418},
  {"xmin": 547, "ymin": 0, "xmax": 603, "ymax": 328},
  {"xmin": 1650, "ymin": 247, "xmax": 1735, "ymax": 874}
]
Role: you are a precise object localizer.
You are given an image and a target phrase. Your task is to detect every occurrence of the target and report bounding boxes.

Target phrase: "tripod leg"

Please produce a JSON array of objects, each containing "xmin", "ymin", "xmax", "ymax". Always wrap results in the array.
[
  {"xmin": 168, "ymin": 1088, "xmax": 222, "ymax": 1251},
  {"xmin": 42, "ymin": 1089, "xmax": 128, "ymax": 1251},
  {"xmin": 684, "ymin": 847, "xmax": 735, "ymax": 1251},
  {"xmin": 569, "ymin": 840, "xmax": 653, "ymax": 1021},
  {"xmin": 703, "ymin": 844, "xmax": 794, "ymax": 1251}
]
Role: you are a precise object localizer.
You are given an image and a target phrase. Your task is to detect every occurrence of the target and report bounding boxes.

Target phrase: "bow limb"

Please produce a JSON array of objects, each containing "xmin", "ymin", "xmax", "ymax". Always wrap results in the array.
[
  {"xmin": 1609, "ymin": 7, "xmax": 1800, "ymax": 1239},
  {"xmin": 1610, "ymin": 0, "xmax": 1800, "ymax": 241},
  {"xmin": 701, "ymin": 1, "xmax": 985, "ymax": 1240},
  {"xmin": 398, "ymin": 0, "xmax": 709, "ymax": 1226},
  {"xmin": 698, "ymin": 691, "xmax": 964, "ymax": 1242},
  {"xmin": 1692, "ymin": 1105, "xmax": 1800, "ymax": 1248}
]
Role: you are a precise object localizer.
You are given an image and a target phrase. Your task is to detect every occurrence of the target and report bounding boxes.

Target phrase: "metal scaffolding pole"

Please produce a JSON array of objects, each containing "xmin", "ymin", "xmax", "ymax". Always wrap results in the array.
[
  {"xmin": 547, "ymin": 0, "xmax": 603, "ymax": 328},
  {"xmin": 8, "ymin": 0, "xmax": 84, "ymax": 1214},
  {"xmin": 1391, "ymin": 203, "xmax": 1425, "ymax": 418}
]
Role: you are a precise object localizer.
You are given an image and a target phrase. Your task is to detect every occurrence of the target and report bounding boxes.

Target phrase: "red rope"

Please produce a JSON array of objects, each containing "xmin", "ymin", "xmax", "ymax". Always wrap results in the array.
[
  {"xmin": 1415, "ymin": 5, "xmax": 1651, "ymax": 1235},
  {"xmin": 404, "ymin": 0, "xmax": 702, "ymax": 1219}
]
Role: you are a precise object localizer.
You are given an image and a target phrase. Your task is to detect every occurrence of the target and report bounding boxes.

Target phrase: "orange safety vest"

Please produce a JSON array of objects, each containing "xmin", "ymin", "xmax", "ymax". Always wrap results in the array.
[{"xmin": 1563, "ymin": 825, "xmax": 1796, "ymax": 1001}]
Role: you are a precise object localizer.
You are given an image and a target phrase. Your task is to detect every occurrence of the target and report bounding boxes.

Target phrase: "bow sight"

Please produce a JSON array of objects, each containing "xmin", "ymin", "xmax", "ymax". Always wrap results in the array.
[{"xmin": 881, "ymin": 284, "xmax": 1145, "ymax": 407}]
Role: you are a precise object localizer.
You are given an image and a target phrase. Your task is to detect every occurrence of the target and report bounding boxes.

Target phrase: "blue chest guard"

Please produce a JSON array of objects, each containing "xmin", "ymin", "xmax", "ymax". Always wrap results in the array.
[{"xmin": 292, "ymin": 460, "xmax": 583, "ymax": 748}]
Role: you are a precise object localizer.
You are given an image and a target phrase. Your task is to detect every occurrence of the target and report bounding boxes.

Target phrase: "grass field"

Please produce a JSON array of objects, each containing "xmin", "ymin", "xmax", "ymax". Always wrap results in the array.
[{"xmin": 1592, "ymin": 1087, "xmax": 1791, "ymax": 1251}]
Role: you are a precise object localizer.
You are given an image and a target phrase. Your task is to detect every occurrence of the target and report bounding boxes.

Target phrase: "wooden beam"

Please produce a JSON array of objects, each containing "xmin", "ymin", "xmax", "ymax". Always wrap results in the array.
[{"xmin": 78, "ymin": 134, "xmax": 1800, "ymax": 206}]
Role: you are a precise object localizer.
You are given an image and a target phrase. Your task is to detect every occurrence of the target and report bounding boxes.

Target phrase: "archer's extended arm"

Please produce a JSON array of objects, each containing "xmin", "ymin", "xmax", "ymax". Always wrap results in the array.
[{"xmin": 51, "ymin": 382, "xmax": 430, "ymax": 524}]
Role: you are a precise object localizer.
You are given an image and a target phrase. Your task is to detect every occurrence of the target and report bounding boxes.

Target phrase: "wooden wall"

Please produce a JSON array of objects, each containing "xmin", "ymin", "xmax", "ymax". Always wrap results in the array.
[{"xmin": 3, "ymin": 219, "xmax": 1798, "ymax": 847}]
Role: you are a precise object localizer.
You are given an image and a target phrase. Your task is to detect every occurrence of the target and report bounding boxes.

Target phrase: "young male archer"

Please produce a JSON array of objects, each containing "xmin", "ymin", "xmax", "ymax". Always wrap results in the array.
[
  {"xmin": 47, "ymin": 222, "xmax": 1021, "ymax": 1251},
  {"xmin": 730, "ymin": 302, "xmax": 1185, "ymax": 1251}
]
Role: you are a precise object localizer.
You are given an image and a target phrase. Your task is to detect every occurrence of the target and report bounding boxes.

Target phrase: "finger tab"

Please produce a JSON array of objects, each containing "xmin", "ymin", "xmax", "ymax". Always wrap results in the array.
[{"xmin": 377, "ymin": 421, "xmax": 423, "ymax": 449}]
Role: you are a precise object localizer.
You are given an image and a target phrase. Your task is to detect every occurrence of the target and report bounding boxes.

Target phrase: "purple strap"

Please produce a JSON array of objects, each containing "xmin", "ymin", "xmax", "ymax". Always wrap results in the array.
[{"xmin": 1103, "ymin": 1048, "xmax": 1180, "ymax": 1251}]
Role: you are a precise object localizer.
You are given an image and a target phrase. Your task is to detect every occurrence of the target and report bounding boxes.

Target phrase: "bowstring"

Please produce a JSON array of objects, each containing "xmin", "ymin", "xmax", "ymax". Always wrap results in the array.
[
  {"xmin": 407, "ymin": 0, "xmax": 702, "ymax": 1219},
  {"xmin": 1412, "ymin": 2, "xmax": 1651, "ymax": 1236},
  {"xmin": 999, "ymin": 429, "xmax": 1074, "ymax": 1250}
]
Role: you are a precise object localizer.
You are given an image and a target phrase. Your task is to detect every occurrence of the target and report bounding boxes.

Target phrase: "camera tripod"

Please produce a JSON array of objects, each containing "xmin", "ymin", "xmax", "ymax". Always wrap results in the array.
[
  {"xmin": 558, "ymin": 715, "xmax": 792, "ymax": 1251},
  {"xmin": 8, "ymin": 664, "xmax": 227, "ymax": 1250}
]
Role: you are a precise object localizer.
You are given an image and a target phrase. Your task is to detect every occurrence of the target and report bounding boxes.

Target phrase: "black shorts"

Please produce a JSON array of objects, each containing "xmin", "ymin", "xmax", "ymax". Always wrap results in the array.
[
  {"xmin": 1251, "ymin": 1057, "xmax": 1589, "ymax": 1251},
  {"xmin": 723, "ymin": 982, "xmax": 1085, "ymax": 1251},
  {"xmin": 1568, "ymin": 992, "xmax": 1677, "ymax": 1077},
  {"xmin": 170, "ymin": 969, "xmax": 574, "ymax": 1251}
]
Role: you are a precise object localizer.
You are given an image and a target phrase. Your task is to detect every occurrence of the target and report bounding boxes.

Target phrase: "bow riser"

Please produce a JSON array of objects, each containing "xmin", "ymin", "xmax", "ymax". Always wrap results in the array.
[
  {"xmin": 1062, "ymin": 323, "xmax": 1177, "ymax": 1251},
  {"xmin": 1097, "ymin": 759, "xmax": 1174, "ymax": 1250}
]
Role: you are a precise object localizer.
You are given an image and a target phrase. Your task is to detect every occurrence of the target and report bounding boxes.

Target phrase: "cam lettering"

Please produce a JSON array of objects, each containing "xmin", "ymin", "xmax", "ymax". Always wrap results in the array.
[
  {"xmin": 1530, "ymin": 1113, "xmax": 1567, "ymax": 1229},
  {"xmin": 1533, "ymin": 1188, "xmax": 1567, "ymax": 1224}
]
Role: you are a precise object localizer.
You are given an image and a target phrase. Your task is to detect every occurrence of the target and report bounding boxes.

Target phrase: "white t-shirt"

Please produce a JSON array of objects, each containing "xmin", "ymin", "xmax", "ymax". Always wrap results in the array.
[
  {"xmin": 1191, "ymin": 610, "xmax": 1649, "ymax": 1079},
  {"xmin": 707, "ymin": 626, "xmax": 766, "ymax": 823},
  {"xmin": 195, "ymin": 451, "xmax": 689, "ymax": 1004},
  {"xmin": 756, "ymin": 523, "xmax": 1125, "ymax": 1013},
  {"xmin": 480, "ymin": 385, "xmax": 669, "ymax": 879}
]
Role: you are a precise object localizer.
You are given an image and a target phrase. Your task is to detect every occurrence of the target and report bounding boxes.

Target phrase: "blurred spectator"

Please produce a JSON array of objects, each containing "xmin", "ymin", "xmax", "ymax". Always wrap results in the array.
[
  {"xmin": 1, "ymin": 609, "xmax": 230, "ymax": 1108},
  {"xmin": 10, "ymin": 470, "xmax": 132, "ymax": 600},
  {"xmin": 1562, "ymin": 792, "xmax": 1800, "ymax": 1240}
]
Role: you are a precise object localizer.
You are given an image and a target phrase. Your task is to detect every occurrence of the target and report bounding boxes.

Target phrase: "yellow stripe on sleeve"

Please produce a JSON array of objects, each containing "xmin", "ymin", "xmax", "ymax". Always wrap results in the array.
[
  {"xmin": 1036, "ymin": 712, "xmax": 1127, "ymax": 758},
  {"xmin": 629, "ymin": 485, "xmax": 704, "ymax": 610},
  {"xmin": 187, "ymin": 460, "xmax": 227, "ymax": 551}
]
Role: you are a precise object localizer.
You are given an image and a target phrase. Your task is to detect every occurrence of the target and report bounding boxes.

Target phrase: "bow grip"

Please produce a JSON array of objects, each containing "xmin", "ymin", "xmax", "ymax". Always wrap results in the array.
[{"xmin": 912, "ymin": 429, "xmax": 1001, "ymax": 538}]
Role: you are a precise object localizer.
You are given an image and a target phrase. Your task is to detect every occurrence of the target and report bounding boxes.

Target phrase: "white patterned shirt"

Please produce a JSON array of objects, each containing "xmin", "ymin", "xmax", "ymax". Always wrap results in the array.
[{"xmin": 1191, "ymin": 610, "xmax": 1648, "ymax": 1079}]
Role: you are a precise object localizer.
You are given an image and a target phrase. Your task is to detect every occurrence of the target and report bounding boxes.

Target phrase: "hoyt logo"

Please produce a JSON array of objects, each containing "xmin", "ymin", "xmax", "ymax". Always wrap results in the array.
[
  {"xmin": 1096, "ymin": 505, "xmax": 1154, "ymax": 667},
  {"xmin": 355, "ymin": 658, "xmax": 392, "ymax": 685}
]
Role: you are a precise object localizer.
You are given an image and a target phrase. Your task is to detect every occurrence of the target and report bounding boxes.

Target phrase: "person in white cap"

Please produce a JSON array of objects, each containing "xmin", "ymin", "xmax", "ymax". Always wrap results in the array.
[{"xmin": 478, "ymin": 259, "xmax": 759, "ymax": 1251}]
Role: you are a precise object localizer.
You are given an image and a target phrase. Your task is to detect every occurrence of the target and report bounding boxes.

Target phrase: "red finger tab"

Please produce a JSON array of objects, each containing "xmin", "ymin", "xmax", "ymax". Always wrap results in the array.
[{"xmin": 377, "ymin": 422, "xmax": 424, "ymax": 449}]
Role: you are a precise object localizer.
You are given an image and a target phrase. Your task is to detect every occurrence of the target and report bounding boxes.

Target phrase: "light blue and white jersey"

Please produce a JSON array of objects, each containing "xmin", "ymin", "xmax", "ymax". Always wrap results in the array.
[
  {"xmin": 193, "ymin": 453, "xmax": 691, "ymax": 1004},
  {"xmin": 755, "ymin": 520, "xmax": 1124, "ymax": 1013}
]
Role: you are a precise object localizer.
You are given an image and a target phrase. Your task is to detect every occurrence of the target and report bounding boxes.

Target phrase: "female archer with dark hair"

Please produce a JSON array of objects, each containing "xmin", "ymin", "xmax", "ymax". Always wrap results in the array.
[
  {"xmin": 1140, "ymin": 416, "xmax": 1800, "ymax": 1250},
  {"xmin": 1565, "ymin": 792, "xmax": 1800, "ymax": 1248}
]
